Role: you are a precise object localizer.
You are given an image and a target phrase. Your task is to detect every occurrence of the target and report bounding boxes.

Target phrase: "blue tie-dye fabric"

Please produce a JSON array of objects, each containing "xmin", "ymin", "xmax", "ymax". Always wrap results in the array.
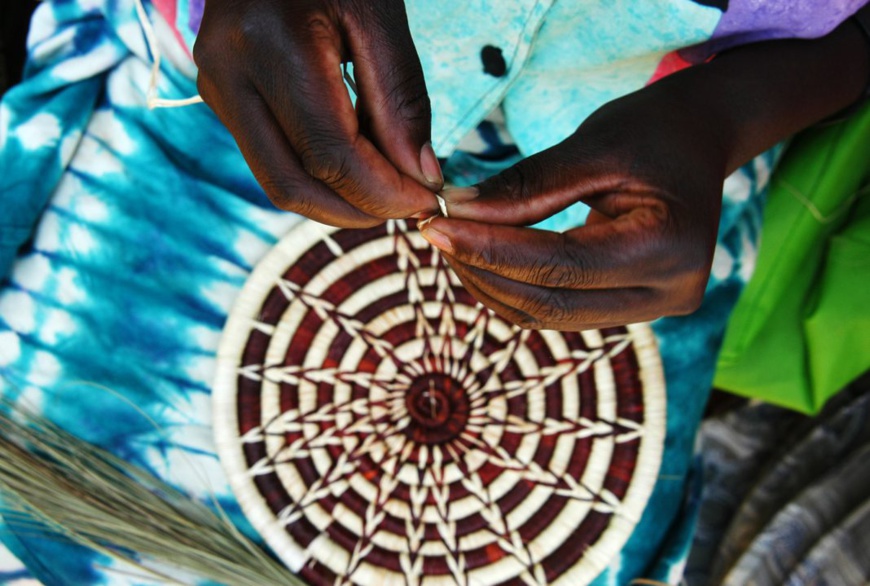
[{"xmin": 0, "ymin": 0, "xmax": 807, "ymax": 584}]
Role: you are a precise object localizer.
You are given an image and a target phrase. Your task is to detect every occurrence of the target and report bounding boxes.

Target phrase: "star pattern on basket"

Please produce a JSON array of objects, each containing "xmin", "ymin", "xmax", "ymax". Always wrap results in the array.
[{"xmin": 232, "ymin": 221, "xmax": 646, "ymax": 586}]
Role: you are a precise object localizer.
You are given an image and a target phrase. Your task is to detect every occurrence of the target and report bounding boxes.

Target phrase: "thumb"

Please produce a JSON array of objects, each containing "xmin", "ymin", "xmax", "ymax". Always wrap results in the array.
[
  {"xmin": 343, "ymin": 3, "xmax": 442, "ymax": 191},
  {"xmin": 440, "ymin": 136, "xmax": 621, "ymax": 225}
]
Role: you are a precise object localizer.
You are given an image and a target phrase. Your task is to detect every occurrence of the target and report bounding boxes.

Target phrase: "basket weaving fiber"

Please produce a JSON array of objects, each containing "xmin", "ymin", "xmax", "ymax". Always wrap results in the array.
[{"xmin": 213, "ymin": 219, "xmax": 666, "ymax": 586}]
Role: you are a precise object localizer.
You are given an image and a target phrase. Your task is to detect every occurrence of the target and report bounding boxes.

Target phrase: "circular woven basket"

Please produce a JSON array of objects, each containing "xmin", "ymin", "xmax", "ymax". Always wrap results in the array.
[{"xmin": 214, "ymin": 219, "xmax": 666, "ymax": 586}]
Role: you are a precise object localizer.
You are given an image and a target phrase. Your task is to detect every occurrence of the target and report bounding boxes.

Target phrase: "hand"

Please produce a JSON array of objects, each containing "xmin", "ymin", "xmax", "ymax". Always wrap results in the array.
[
  {"xmin": 193, "ymin": 0, "xmax": 442, "ymax": 226},
  {"xmin": 419, "ymin": 90, "xmax": 727, "ymax": 331},
  {"xmin": 418, "ymin": 13, "xmax": 870, "ymax": 331}
]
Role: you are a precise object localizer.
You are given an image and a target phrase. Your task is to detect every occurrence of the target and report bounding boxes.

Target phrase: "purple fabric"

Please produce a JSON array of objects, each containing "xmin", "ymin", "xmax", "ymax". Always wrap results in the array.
[
  {"xmin": 682, "ymin": 0, "xmax": 868, "ymax": 62},
  {"xmin": 188, "ymin": 0, "xmax": 205, "ymax": 34},
  {"xmin": 179, "ymin": 0, "xmax": 867, "ymax": 63}
]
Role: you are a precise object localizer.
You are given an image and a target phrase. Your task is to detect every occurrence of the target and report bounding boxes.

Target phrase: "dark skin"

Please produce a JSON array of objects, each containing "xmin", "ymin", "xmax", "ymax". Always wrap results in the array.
[
  {"xmin": 194, "ymin": 0, "xmax": 442, "ymax": 226},
  {"xmin": 194, "ymin": 1, "xmax": 870, "ymax": 331}
]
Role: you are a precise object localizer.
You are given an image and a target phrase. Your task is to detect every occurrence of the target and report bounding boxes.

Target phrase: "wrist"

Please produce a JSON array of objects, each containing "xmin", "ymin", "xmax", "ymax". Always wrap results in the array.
[
  {"xmin": 645, "ymin": 12, "xmax": 870, "ymax": 175},
  {"xmin": 720, "ymin": 14, "xmax": 869, "ymax": 172},
  {"xmin": 825, "ymin": 5, "xmax": 870, "ymax": 123}
]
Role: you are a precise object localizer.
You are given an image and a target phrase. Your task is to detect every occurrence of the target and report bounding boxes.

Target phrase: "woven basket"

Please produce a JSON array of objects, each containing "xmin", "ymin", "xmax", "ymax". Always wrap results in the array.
[{"xmin": 214, "ymin": 219, "xmax": 666, "ymax": 586}]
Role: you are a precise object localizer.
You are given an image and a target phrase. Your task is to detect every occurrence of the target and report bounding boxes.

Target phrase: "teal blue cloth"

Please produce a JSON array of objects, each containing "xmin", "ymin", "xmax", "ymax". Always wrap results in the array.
[{"xmin": 0, "ymin": 0, "xmax": 800, "ymax": 584}]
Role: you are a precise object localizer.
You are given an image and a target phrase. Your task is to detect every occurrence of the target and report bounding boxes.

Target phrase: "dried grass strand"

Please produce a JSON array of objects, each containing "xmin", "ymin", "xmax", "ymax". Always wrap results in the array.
[{"xmin": 0, "ymin": 400, "xmax": 307, "ymax": 586}]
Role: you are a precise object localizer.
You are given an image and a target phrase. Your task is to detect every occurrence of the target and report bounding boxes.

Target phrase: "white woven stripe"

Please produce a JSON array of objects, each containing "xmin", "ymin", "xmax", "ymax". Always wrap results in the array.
[{"xmin": 214, "ymin": 219, "xmax": 667, "ymax": 585}]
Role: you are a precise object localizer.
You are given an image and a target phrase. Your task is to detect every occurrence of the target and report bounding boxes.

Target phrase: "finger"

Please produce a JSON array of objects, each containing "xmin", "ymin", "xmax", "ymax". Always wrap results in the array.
[
  {"xmin": 585, "ymin": 209, "xmax": 611, "ymax": 226},
  {"xmin": 419, "ymin": 214, "xmax": 667, "ymax": 289},
  {"xmin": 447, "ymin": 258, "xmax": 660, "ymax": 330},
  {"xmin": 197, "ymin": 75, "xmax": 382, "ymax": 227},
  {"xmin": 439, "ymin": 135, "xmax": 630, "ymax": 225},
  {"xmin": 342, "ymin": 3, "xmax": 442, "ymax": 190},
  {"xmin": 257, "ymin": 10, "xmax": 439, "ymax": 219},
  {"xmin": 443, "ymin": 255, "xmax": 539, "ymax": 328}
]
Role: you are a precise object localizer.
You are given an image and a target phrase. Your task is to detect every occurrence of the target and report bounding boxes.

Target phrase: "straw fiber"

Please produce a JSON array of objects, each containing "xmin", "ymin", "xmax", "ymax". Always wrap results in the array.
[{"xmin": 213, "ymin": 220, "xmax": 667, "ymax": 586}]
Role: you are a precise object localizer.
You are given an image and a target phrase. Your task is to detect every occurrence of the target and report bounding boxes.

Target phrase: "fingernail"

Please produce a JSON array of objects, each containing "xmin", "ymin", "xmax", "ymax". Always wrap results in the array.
[
  {"xmin": 420, "ymin": 142, "xmax": 443, "ymax": 187},
  {"xmin": 440, "ymin": 186, "xmax": 479, "ymax": 203},
  {"xmin": 419, "ymin": 224, "xmax": 453, "ymax": 254}
]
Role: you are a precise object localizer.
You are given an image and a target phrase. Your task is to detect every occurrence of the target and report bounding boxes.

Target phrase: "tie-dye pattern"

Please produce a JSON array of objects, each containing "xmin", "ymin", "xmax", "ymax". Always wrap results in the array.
[
  {"xmin": 0, "ymin": 0, "xmax": 851, "ymax": 584},
  {"xmin": 152, "ymin": 0, "xmax": 866, "ymax": 156}
]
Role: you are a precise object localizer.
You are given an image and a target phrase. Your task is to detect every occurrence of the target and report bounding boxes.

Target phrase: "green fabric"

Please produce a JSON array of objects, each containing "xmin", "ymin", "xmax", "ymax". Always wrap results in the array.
[{"xmin": 715, "ymin": 104, "xmax": 870, "ymax": 414}]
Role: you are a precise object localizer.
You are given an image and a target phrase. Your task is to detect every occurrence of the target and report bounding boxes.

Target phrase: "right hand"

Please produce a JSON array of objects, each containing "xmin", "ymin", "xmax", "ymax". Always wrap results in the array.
[
  {"xmin": 418, "ymin": 88, "xmax": 727, "ymax": 331},
  {"xmin": 193, "ymin": 0, "xmax": 442, "ymax": 226}
]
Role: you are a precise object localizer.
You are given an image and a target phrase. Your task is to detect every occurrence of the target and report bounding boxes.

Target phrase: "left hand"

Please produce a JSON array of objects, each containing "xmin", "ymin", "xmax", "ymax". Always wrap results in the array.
[
  {"xmin": 418, "ymin": 14, "xmax": 870, "ymax": 332},
  {"xmin": 418, "ymin": 90, "xmax": 727, "ymax": 331}
]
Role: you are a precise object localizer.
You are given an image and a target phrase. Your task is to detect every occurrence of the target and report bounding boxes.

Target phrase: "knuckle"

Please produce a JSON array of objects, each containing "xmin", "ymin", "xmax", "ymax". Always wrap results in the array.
[
  {"xmin": 348, "ymin": 2, "xmax": 428, "ymax": 126},
  {"xmin": 297, "ymin": 138, "xmax": 402, "ymax": 219},
  {"xmin": 208, "ymin": 6, "xmax": 272, "ymax": 55},
  {"xmin": 191, "ymin": 13, "xmax": 224, "ymax": 67},
  {"xmin": 476, "ymin": 235, "xmax": 502, "ymax": 271},
  {"xmin": 526, "ymin": 235, "xmax": 594, "ymax": 289},
  {"xmin": 194, "ymin": 73, "xmax": 213, "ymax": 103},
  {"xmin": 629, "ymin": 205, "xmax": 675, "ymax": 262},
  {"xmin": 396, "ymin": 86, "xmax": 432, "ymax": 126},
  {"xmin": 652, "ymin": 242, "xmax": 710, "ymax": 316},
  {"xmin": 191, "ymin": 39, "xmax": 210, "ymax": 70},
  {"xmin": 668, "ymin": 278, "xmax": 707, "ymax": 316},
  {"xmin": 554, "ymin": 235, "xmax": 596, "ymax": 288},
  {"xmin": 513, "ymin": 313, "xmax": 544, "ymax": 331},
  {"xmin": 492, "ymin": 157, "xmax": 546, "ymax": 205},
  {"xmin": 193, "ymin": 8, "xmax": 271, "ymax": 81},
  {"xmin": 526, "ymin": 289, "xmax": 573, "ymax": 328},
  {"xmin": 234, "ymin": 11, "xmax": 267, "ymax": 50},
  {"xmin": 636, "ymin": 202, "xmax": 671, "ymax": 234},
  {"xmin": 258, "ymin": 175, "xmax": 308, "ymax": 211},
  {"xmin": 288, "ymin": 196, "xmax": 319, "ymax": 220},
  {"xmin": 293, "ymin": 9, "xmax": 339, "ymax": 45},
  {"xmin": 384, "ymin": 64, "xmax": 431, "ymax": 123},
  {"xmin": 192, "ymin": 34, "xmax": 227, "ymax": 80},
  {"xmin": 668, "ymin": 271, "xmax": 707, "ymax": 315},
  {"xmin": 299, "ymin": 138, "xmax": 355, "ymax": 189},
  {"xmin": 192, "ymin": 64, "xmax": 227, "ymax": 107},
  {"xmin": 533, "ymin": 257, "xmax": 568, "ymax": 289}
]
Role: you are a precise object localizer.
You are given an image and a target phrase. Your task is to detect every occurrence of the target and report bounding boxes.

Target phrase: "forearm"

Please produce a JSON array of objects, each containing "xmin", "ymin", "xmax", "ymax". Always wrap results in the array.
[{"xmin": 650, "ymin": 7, "xmax": 870, "ymax": 176}]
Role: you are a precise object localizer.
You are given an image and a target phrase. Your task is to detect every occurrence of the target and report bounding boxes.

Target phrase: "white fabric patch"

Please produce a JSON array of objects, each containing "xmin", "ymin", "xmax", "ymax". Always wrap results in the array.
[
  {"xmin": 28, "ymin": 350, "xmax": 62, "ymax": 387},
  {"xmin": 0, "ymin": 539, "xmax": 38, "ymax": 584},
  {"xmin": 16, "ymin": 113, "xmax": 61, "ymax": 151},
  {"xmin": 711, "ymin": 244, "xmax": 734, "ymax": 281},
  {"xmin": 107, "ymin": 58, "xmax": 151, "ymax": 108},
  {"xmin": 59, "ymin": 128, "xmax": 83, "ymax": 164},
  {"xmin": 14, "ymin": 385, "xmax": 47, "ymax": 415},
  {"xmin": 184, "ymin": 355, "xmax": 217, "ymax": 387},
  {"xmin": 51, "ymin": 42, "xmax": 121, "ymax": 82},
  {"xmin": 13, "ymin": 254, "xmax": 52, "ymax": 292},
  {"xmin": 73, "ymin": 133, "xmax": 125, "ymax": 176},
  {"xmin": 33, "ymin": 212, "xmax": 61, "ymax": 253},
  {"xmin": 200, "ymin": 280, "xmax": 242, "ymax": 314},
  {"xmin": 89, "ymin": 109, "xmax": 137, "ymax": 155},
  {"xmin": 40, "ymin": 308, "xmax": 76, "ymax": 345},
  {"xmin": 55, "ymin": 267, "xmax": 84, "ymax": 304},
  {"xmin": 723, "ymin": 170, "xmax": 752, "ymax": 203},
  {"xmin": 29, "ymin": 25, "xmax": 76, "ymax": 66},
  {"xmin": 0, "ymin": 291, "xmax": 36, "ymax": 334},
  {"xmin": 0, "ymin": 331, "xmax": 22, "ymax": 367},
  {"xmin": 25, "ymin": 2, "xmax": 59, "ymax": 48},
  {"xmin": 68, "ymin": 223, "xmax": 98, "ymax": 255},
  {"xmin": 78, "ymin": 0, "xmax": 106, "ymax": 13},
  {"xmin": 739, "ymin": 230, "xmax": 758, "ymax": 283}
]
